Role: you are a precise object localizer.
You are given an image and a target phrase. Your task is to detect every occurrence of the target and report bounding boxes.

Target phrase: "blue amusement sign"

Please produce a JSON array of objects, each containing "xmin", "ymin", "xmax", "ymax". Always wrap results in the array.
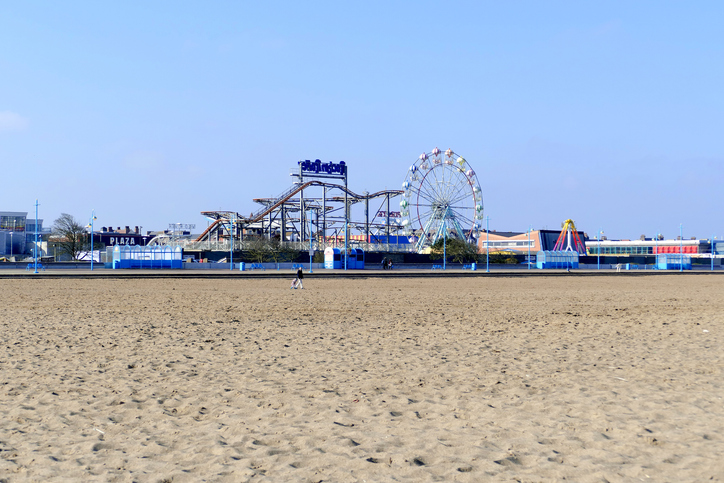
[{"xmin": 299, "ymin": 159, "xmax": 347, "ymax": 178}]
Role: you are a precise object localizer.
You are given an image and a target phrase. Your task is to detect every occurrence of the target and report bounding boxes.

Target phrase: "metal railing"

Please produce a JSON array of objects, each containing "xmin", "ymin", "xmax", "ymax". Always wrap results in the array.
[{"xmin": 175, "ymin": 239, "xmax": 414, "ymax": 253}]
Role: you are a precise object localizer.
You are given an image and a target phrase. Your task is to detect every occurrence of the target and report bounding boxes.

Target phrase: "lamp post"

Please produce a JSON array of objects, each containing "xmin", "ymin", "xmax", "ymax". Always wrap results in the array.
[
  {"xmin": 679, "ymin": 223, "xmax": 683, "ymax": 272},
  {"xmin": 229, "ymin": 215, "xmax": 234, "ymax": 271},
  {"xmin": 486, "ymin": 216, "xmax": 490, "ymax": 273},
  {"xmin": 442, "ymin": 219, "xmax": 447, "ymax": 271},
  {"xmin": 527, "ymin": 225, "xmax": 532, "ymax": 270},
  {"xmin": 308, "ymin": 210, "xmax": 314, "ymax": 273},
  {"xmin": 654, "ymin": 232, "xmax": 660, "ymax": 269},
  {"xmin": 597, "ymin": 228, "xmax": 603, "ymax": 270},
  {"xmin": 88, "ymin": 210, "xmax": 97, "ymax": 270},
  {"xmin": 655, "ymin": 232, "xmax": 658, "ymax": 256},
  {"xmin": 34, "ymin": 199, "xmax": 39, "ymax": 273},
  {"xmin": 9, "ymin": 219, "xmax": 14, "ymax": 259},
  {"xmin": 712, "ymin": 236, "xmax": 716, "ymax": 272}
]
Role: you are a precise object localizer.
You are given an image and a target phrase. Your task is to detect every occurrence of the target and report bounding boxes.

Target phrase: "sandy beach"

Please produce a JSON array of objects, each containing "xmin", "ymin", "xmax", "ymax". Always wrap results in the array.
[{"xmin": 1, "ymin": 274, "xmax": 723, "ymax": 482}]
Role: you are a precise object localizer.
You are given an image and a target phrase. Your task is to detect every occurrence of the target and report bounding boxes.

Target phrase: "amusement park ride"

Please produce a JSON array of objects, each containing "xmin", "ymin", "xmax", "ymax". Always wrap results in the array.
[
  {"xmin": 553, "ymin": 219, "xmax": 586, "ymax": 254},
  {"xmin": 186, "ymin": 149, "xmax": 484, "ymax": 254},
  {"xmin": 401, "ymin": 148, "xmax": 483, "ymax": 252},
  {"xmin": 193, "ymin": 162, "xmax": 405, "ymax": 250}
]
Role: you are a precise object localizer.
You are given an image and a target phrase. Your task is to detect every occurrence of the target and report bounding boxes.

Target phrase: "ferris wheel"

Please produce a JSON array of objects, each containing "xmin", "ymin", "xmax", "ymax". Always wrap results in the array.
[{"xmin": 400, "ymin": 148, "xmax": 483, "ymax": 253}]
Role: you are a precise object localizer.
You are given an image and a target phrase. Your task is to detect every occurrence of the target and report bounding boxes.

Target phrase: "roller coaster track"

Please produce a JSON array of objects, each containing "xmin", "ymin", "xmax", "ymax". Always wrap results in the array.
[{"xmin": 196, "ymin": 181, "xmax": 403, "ymax": 242}]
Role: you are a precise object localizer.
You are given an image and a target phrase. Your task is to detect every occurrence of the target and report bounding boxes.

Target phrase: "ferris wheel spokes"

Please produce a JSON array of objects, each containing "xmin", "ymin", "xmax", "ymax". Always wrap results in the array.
[
  {"xmin": 417, "ymin": 171, "xmax": 466, "ymax": 213},
  {"xmin": 448, "ymin": 190, "xmax": 474, "ymax": 208}
]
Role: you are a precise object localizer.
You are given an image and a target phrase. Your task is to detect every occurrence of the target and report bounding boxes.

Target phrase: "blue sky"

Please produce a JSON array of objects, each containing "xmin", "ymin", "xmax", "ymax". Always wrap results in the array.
[{"xmin": 1, "ymin": 1, "xmax": 722, "ymax": 240}]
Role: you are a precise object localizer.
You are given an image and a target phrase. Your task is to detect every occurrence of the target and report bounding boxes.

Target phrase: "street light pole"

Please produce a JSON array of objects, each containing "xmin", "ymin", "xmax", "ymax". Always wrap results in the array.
[
  {"xmin": 486, "ymin": 216, "xmax": 490, "ymax": 272},
  {"xmin": 527, "ymin": 225, "xmax": 531, "ymax": 270},
  {"xmin": 655, "ymin": 233, "xmax": 658, "ymax": 257},
  {"xmin": 34, "ymin": 199, "xmax": 39, "ymax": 273},
  {"xmin": 597, "ymin": 228, "xmax": 602, "ymax": 270},
  {"xmin": 89, "ymin": 210, "xmax": 96, "ymax": 271},
  {"xmin": 680, "ymin": 223, "xmax": 683, "ymax": 272},
  {"xmin": 655, "ymin": 232, "xmax": 660, "ymax": 269},
  {"xmin": 308, "ymin": 210, "xmax": 314, "ymax": 273},
  {"xmin": 9, "ymin": 219, "xmax": 14, "ymax": 259},
  {"xmin": 712, "ymin": 235, "xmax": 716, "ymax": 272},
  {"xmin": 230, "ymin": 216, "xmax": 234, "ymax": 271},
  {"xmin": 443, "ymin": 220, "xmax": 447, "ymax": 271}
]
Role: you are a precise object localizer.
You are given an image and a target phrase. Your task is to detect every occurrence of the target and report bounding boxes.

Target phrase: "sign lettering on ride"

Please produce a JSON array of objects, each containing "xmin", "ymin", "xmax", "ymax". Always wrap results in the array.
[{"xmin": 298, "ymin": 159, "xmax": 346, "ymax": 178}]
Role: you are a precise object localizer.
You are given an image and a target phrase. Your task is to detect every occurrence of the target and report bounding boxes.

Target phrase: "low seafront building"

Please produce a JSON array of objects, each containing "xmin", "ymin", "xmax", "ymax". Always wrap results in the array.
[
  {"xmin": 478, "ymin": 229, "xmax": 579, "ymax": 256},
  {"xmin": 0, "ymin": 213, "xmax": 154, "ymax": 261},
  {"xmin": 0, "ymin": 211, "xmax": 52, "ymax": 259},
  {"xmin": 477, "ymin": 228, "xmax": 721, "ymax": 262},
  {"xmin": 586, "ymin": 235, "xmax": 719, "ymax": 257}
]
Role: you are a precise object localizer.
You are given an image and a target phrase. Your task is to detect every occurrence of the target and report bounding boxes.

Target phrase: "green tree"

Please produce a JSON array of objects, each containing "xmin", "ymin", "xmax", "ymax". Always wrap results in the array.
[
  {"xmin": 51, "ymin": 213, "xmax": 87, "ymax": 261},
  {"xmin": 429, "ymin": 237, "xmax": 479, "ymax": 264}
]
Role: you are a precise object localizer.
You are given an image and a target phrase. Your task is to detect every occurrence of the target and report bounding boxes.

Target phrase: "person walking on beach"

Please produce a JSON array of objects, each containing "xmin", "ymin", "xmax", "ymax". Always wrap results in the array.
[{"xmin": 292, "ymin": 267, "xmax": 304, "ymax": 289}]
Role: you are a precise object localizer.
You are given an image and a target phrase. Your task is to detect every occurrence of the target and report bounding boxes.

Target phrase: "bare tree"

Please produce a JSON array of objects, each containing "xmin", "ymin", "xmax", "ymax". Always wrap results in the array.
[
  {"xmin": 52, "ymin": 213, "xmax": 87, "ymax": 261},
  {"xmin": 267, "ymin": 238, "xmax": 299, "ymax": 268},
  {"xmin": 244, "ymin": 236, "xmax": 272, "ymax": 264},
  {"xmin": 244, "ymin": 236, "xmax": 300, "ymax": 267}
]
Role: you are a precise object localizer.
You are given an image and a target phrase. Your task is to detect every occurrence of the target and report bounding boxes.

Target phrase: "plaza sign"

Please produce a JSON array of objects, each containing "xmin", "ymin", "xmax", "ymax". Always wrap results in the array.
[{"xmin": 96, "ymin": 234, "xmax": 149, "ymax": 246}]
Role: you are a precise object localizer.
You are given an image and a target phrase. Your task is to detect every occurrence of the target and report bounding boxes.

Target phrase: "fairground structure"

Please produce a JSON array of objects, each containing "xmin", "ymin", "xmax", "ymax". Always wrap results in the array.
[
  {"xmin": 186, "ymin": 159, "xmax": 407, "ymax": 253},
  {"xmin": 156, "ymin": 149, "xmax": 485, "ymax": 255}
]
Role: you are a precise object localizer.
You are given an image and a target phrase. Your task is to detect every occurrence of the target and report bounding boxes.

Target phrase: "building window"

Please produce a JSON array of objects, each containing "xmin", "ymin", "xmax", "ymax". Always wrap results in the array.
[
  {"xmin": 482, "ymin": 240, "xmax": 534, "ymax": 248},
  {"xmin": 0, "ymin": 216, "xmax": 26, "ymax": 231}
]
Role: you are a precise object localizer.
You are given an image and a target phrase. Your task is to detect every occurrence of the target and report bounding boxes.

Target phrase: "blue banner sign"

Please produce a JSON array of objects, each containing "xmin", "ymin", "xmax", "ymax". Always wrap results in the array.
[{"xmin": 299, "ymin": 159, "xmax": 346, "ymax": 177}]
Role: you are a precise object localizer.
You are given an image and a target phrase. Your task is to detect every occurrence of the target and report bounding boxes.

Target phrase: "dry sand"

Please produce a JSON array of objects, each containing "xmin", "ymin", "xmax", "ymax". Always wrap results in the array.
[{"xmin": 1, "ymin": 274, "xmax": 723, "ymax": 482}]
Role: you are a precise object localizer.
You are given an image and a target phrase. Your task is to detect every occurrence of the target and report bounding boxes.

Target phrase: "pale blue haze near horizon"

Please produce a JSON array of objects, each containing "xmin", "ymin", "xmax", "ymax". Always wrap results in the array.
[{"xmin": 1, "ymin": 1, "xmax": 722, "ymax": 240}]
